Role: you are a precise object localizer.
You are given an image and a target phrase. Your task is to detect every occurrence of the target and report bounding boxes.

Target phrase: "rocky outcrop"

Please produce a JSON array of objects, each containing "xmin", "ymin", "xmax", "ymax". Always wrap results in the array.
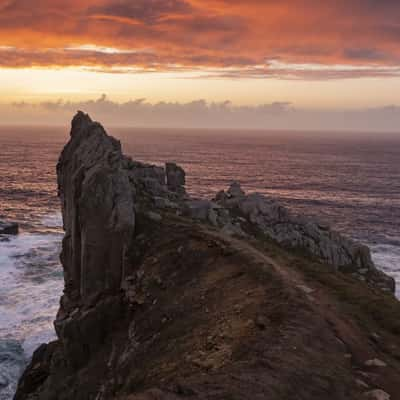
[
  {"xmin": 56, "ymin": 111, "xmax": 135, "ymax": 307},
  {"xmin": 53, "ymin": 112, "xmax": 190, "ymax": 370},
  {"xmin": 208, "ymin": 183, "xmax": 395, "ymax": 292},
  {"xmin": 175, "ymin": 180, "xmax": 394, "ymax": 293},
  {"xmin": 15, "ymin": 113, "xmax": 400, "ymax": 400},
  {"xmin": 0, "ymin": 221, "xmax": 19, "ymax": 235},
  {"xmin": 213, "ymin": 183, "xmax": 372, "ymax": 269},
  {"xmin": 56, "ymin": 113, "xmax": 187, "ymax": 310},
  {"xmin": 166, "ymin": 162, "xmax": 186, "ymax": 194}
]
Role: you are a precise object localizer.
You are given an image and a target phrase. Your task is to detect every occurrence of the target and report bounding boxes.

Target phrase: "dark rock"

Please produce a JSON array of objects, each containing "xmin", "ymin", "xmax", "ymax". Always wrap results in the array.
[
  {"xmin": 255, "ymin": 315, "xmax": 268, "ymax": 330},
  {"xmin": 183, "ymin": 199, "xmax": 219, "ymax": 226},
  {"xmin": 364, "ymin": 358, "xmax": 387, "ymax": 368},
  {"xmin": 147, "ymin": 211, "xmax": 162, "ymax": 222},
  {"xmin": 14, "ymin": 342, "xmax": 58, "ymax": 400},
  {"xmin": 227, "ymin": 181, "xmax": 245, "ymax": 198},
  {"xmin": 166, "ymin": 162, "xmax": 186, "ymax": 193},
  {"xmin": 214, "ymin": 182, "xmax": 395, "ymax": 293},
  {"xmin": 57, "ymin": 111, "xmax": 135, "ymax": 305},
  {"xmin": 363, "ymin": 389, "xmax": 391, "ymax": 400},
  {"xmin": 0, "ymin": 221, "xmax": 19, "ymax": 235}
]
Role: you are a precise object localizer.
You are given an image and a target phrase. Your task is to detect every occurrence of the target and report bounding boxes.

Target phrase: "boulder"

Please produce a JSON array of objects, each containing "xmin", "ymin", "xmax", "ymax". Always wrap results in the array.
[
  {"xmin": 126, "ymin": 160, "xmax": 167, "ymax": 198},
  {"xmin": 124, "ymin": 158, "xmax": 165, "ymax": 186},
  {"xmin": 365, "ymin": 359, "xmax": 387, "ymax": 368},
  {"xmin": 184, "ymin": 200, "xmax": 219, "ymax": 226},
  {"xmin": 0, "ymin": 221, "xmax": 19, "ymax": 235},
  {"xmin": 220, "ymin": 222, "xmax": 246, "ymax": 237},
  {"xmin": 363, "ymin": 389, "xmax": 391, "ymax": 400},
  {"xmin": 214, "ymin": 190, "xmax": 228, "ymax": 202},
  {"xmin": 227, "ymin": 182, "xmax": 245, "ymax": 198},
  {"xmin": 166, "ymin": 162, "xmax": 186, "ymax": 193}
]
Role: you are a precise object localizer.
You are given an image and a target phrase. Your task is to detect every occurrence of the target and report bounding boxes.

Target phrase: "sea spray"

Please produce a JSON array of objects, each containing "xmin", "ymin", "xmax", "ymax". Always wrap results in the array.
[{"xmin": 0, "ymin": 216, "xmax": 63, "ymax": 399}]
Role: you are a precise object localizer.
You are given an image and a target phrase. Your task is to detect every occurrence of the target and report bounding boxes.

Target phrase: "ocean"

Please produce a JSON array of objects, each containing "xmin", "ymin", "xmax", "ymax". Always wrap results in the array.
[{"xmin": 0, "ymin": 125, "xmax": 399, "ymax": 399}]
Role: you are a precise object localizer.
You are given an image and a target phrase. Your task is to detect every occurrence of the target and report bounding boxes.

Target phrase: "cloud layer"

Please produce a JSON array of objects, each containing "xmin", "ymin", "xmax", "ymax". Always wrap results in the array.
[
  {"xmin": 2, "ymin": 95, "xmax": 400, "ymax": 132},
  {"xmin": 1, "ymin": 1, "xmax": 400, "ymax": 78}
]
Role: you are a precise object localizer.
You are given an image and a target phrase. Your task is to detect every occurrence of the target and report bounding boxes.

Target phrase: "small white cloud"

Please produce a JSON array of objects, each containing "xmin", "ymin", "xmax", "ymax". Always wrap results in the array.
[{"xmin": 64, "ymin": 44, "xmax": 152, "ymax": 55}]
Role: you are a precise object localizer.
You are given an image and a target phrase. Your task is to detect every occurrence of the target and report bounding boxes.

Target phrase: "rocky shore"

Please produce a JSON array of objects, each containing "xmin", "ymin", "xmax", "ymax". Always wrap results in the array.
[{"xmin": 15, "ymin": 113, "xmax": 400, "ymax": 400}]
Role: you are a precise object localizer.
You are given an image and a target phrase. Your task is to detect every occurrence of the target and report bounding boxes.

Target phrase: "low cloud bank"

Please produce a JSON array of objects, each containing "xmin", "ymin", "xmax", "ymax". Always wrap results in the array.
[{"xmin": 1, "ymin": 95, "xmax": 400, "ymax": 133}]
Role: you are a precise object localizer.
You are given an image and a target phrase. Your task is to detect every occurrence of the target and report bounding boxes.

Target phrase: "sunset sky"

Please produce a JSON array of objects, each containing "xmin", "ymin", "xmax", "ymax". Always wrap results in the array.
[{"xmin": 1, "ymin": 0, "xmax": 400, "ymax": 130}]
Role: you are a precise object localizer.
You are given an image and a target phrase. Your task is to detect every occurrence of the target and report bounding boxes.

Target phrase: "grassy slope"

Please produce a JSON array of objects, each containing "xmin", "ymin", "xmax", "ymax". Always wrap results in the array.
[{"xmin": 16, "ymin": 213, "xmax": 400, "ymax": 400}]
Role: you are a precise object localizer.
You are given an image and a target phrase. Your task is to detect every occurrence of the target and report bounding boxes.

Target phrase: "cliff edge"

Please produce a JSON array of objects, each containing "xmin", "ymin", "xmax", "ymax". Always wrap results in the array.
[{"xmin": 15, "ymin": 113, "xmax": 400, "ymax": 400}]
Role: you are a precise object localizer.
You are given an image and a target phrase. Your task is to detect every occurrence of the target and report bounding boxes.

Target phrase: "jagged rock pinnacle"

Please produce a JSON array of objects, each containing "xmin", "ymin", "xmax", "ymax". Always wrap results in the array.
[{"xmin": 70, "ymin": 111, "xmax": 93, "ymax": 137}]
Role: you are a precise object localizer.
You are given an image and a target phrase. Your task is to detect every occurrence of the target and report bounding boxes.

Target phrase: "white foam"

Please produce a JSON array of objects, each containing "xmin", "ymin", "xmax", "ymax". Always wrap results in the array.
[
  {"xmin": 371, "ymin": 241, "xmax": 400, "ymax": 298},
  {"xmin": 0, "ymin": 231, "xmax": 63, "ymax": 356},
  {"xmin": 40, "ymin": 212, "xmax": 63, "ymax": 229},
  {"xmin": 0, "ymin": 213, "xmax": 64, "ymax": 399}
]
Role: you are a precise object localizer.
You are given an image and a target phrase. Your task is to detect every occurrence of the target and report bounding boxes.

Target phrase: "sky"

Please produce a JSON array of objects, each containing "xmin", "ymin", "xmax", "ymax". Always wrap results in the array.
[{"xmin": 1, "ymin": 0, "xmax": 400, "ymax": 130}]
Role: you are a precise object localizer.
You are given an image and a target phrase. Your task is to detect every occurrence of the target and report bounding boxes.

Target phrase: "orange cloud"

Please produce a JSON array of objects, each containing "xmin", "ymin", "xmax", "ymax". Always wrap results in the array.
[{"xmin": 1, "ymin": 0, "xmax": 400, "ymax": 78}]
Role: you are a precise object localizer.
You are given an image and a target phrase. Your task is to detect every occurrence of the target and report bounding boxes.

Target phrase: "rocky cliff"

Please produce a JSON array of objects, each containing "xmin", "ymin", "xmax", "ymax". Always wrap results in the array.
[{"xmin": 15, "ymin": 113, "xmax": 400, "ymax": 400}]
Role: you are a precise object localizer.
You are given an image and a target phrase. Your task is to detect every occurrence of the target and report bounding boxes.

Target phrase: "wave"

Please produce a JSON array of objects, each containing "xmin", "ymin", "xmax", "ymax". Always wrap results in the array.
[
  {"xmin": 0, "ymin": 214, "xmax": 63, "ymax": 398},
  {"xmin": 370, "ymin": 240, "xmax": 400, "ymax": 298}
]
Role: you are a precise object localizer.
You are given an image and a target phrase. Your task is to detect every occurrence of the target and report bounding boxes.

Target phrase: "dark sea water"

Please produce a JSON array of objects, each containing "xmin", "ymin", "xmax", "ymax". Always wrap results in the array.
[{"xmin": 0, "ymin": 125, "xmax": 399, "ymax": 398}]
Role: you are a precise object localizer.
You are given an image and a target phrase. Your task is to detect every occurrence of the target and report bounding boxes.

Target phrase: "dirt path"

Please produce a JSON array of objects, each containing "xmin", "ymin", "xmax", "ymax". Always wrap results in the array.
[
  {"xmin": 200, "ymin": 226, "xmax": 316, "ymax": 296},
  {"xmin": 199, "ymin": 226, "xmax": 400, "ymax": 399}
]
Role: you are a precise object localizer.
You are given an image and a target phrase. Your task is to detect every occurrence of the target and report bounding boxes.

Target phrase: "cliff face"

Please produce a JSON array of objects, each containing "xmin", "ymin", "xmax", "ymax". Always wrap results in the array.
[
  {"xmin": 15, "ymin": 113, "xmax": 400, "ymax": 400},
  {"xmin": 57, "ymin": 112, "xmax": 135, "ymax": 307}
]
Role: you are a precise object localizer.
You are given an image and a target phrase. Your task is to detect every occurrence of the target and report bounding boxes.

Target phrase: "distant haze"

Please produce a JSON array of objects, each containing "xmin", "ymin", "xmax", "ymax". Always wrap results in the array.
[{"xmin": 1, "ymin": 95, "xmax": 400, "ymax": 133}]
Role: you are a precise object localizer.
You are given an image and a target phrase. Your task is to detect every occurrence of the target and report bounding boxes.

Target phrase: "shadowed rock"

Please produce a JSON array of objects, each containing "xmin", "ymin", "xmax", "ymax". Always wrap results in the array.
[
  {"xmin": 166, "ymin": 162, "xmax": 186, "ymax": 194},
  {"xmin": 0, "ymin": 221, "xmax": 19, "ymax": 235},
  {"xmin": 57, "ymin": 111, "xmax": 135, "ymax": 306}
]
